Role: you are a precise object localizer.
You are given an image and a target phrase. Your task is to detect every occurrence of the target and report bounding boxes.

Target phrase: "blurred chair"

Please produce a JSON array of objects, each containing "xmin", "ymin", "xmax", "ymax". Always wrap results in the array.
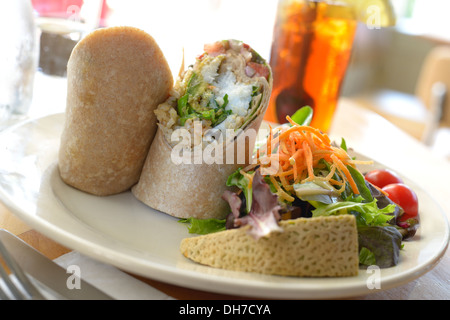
[
  {"xmin": 350, "ymin": 89, "xmax": 428, "ymax": 140},
  {"xmin": 350, "ymin": 45, "xmax": 450, "ymax": 157},
  {"xmin": 415, "ymin": 46, "xmax": 450, "ymax": 145},
  {"xmin": 421, "ymin": 81, "xmax": 446, "ymax": 145}
]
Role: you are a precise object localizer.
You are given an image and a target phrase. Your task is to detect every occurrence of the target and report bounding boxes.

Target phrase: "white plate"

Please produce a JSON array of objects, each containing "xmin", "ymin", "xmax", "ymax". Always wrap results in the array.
[{"xmin": 0, "ymin": 114, "xmax": 448, "ymax": 299}]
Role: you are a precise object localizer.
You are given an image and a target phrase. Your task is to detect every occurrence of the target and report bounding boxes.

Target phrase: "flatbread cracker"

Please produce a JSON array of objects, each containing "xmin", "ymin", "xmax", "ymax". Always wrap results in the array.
[{"xmin": 180, "ymin": 215, "xmax": 359, "ymax": 277}]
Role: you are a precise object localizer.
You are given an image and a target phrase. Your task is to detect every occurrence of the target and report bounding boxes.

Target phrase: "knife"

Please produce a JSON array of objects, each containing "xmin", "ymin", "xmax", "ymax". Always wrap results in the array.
[{"xmin": 0, "ymin": 229, "xmax": 113, "ymax": 300}]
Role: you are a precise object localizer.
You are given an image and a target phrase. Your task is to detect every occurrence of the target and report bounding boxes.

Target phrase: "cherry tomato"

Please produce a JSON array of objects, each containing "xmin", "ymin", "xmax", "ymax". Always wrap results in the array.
[
  {"xmin": 364, "ymin": 169, "xmax": 404, "ymax": 189},
  {"xmin": 382, "ymin": 183, "xmax": 419, "ymax": 221}
]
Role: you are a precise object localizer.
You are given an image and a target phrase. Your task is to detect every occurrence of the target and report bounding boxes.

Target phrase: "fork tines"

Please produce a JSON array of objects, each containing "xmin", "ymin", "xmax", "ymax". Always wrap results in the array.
[{"xmin": 0, "ymin": 238, "xmax": 45, "ymax": 300}]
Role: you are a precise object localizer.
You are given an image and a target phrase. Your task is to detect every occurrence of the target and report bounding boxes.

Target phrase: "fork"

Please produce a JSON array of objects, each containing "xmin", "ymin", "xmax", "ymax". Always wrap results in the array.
[{"xmin": 0, "ymin": 237, "xmax": 46, "ymax": 300}]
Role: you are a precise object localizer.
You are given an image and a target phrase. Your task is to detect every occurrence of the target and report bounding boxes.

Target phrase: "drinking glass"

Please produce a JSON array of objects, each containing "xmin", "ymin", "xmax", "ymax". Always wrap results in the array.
[
  {"xmin": 32, "ymin": 0, "xmax": 103, "ymax": 77},
  {"xmin": 264, "ymin": 0, "xmax": 357, "ymax": 133},
  {"xmin": 0, "ymin": 0, "xmax": 38, "ymax": 127}
]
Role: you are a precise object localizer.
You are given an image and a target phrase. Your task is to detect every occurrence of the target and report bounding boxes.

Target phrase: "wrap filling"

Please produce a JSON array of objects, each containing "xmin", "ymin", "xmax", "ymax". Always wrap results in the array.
[{"xmin": 155, "ymin": 39, "xmax": 271, "ymax": 148}]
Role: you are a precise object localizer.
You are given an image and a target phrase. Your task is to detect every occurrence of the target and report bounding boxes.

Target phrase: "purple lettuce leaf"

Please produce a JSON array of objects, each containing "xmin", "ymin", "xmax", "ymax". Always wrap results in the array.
[{"xmin": 223, "ymin": 170, "xmax": 282, "ymax": 240}]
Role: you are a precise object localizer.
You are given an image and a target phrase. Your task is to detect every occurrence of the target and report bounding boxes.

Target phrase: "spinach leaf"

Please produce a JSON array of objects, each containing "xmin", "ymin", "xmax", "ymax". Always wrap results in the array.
[
  {"xmin": 290, "ymin": 106, "xmax": 313, "ymax": 126},
  {"xmin": 358, "ymin": 225, "xmax": 403, "ymax": 268},
  {"xmin": 347, "ymin": 165, "xmax": 373, "ymax": 202},
  {"xmin": 359, "ymin": 247, "xmax": 376, "ymax": 266},
  {"xmin": 340, "ymin": 138, "xmax": 348, "ymax": 152},
  {"xmin": 178, "ymin": 217, "xmax": 226, "ymax": 234}
]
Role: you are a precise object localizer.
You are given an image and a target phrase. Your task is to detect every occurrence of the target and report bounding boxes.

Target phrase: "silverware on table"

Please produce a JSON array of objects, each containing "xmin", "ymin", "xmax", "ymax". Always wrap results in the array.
[
  {"xmin": 0, "ymin": 229, "xmax": 113, "ymax": 300},
  {"xmin": 0, "ymin": 232, "xmax": 45, "ymax": 300}
]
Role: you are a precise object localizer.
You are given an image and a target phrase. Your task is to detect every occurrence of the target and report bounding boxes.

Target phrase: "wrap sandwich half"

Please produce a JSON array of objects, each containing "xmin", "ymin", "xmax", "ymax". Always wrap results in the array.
[
  {"xmin": 132, "ymin": 39, "xmax": 273, "ymax": 219},
  {"xmin": 59, "ymin": 27, "xmax": 173, "ymax": 196}
]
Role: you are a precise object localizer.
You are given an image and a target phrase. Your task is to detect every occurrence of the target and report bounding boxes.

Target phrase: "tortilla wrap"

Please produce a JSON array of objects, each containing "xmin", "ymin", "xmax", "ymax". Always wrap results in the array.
[
  {"xmin": 58, "ymin": 26, "xmax": 173, "ymax": 196},
  {"xmin": 180, "ymin": 215, "xmax": 359, "ymax": 277},
  {"xmin": 132, "ymin": 40, "xmax": 272, "ymax": 219}
]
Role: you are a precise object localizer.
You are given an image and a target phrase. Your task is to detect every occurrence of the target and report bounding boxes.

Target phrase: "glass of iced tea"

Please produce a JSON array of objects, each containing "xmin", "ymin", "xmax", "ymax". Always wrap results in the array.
[{"xmin": 265, "ymin": 0, "xmax": 357, "ymax": 133}]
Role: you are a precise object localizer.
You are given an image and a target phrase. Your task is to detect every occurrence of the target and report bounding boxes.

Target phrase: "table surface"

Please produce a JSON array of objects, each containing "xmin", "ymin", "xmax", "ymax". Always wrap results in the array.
[{"xmin": 0, "ymin": 78, "xmax": 449, "ymax": 299}]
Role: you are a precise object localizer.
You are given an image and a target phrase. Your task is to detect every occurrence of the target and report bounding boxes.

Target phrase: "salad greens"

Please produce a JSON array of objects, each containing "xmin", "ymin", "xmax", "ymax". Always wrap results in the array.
[
  {"xmin": 180, "ymin": 107, "xmax": 407, "ymax": 269},
  {"xmin": 226, "ymin": 169, "xmax": 253, "ymax": 214},
  {"xmin": 311, "ymin": 197, "xmax": 395, "ymax": 226},
  {"xmin": 178, "ymin": 217, "xmax": 226, "ymax": 235},
  {"xmin": 358, "ymin": 225, "xmax": 402, "ymax": 268}
]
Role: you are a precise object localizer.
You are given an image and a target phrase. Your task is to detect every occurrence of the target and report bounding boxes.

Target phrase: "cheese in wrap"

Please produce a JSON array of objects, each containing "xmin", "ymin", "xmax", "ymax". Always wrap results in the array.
[
  {"xmin": 58, "ymin": 27, "xmax": 173, "ymax": 196},
  {"xmin": 132, "ymin": 40, "xmax": 272, "ymax": 219}
]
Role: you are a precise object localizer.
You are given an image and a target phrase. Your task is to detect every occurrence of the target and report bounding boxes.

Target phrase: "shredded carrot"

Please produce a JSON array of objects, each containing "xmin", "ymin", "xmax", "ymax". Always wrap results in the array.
[
  {"xmin": 330, "ymin": 154, "xmax": 359, "ymax": 195},
  {"xmin": 275, "ymin": 168, "xmax": 295, "ymax": 177},
  {"xmin": 270, "ymin": 176, "xmax": 295, "ymax": 202},
  {"xmin": 302, "ymin": 141, "xmax": 315, "ymax": 181},
  {"xmin": 286, "ymin": 115, "xmax": 297, "ymax": 126},
  {"xmin": 347, "ymin": 159, "xmax": 374, "ymax": 166},
  {"xmin": 255, "ymin": 119, "xmax": 369, "ymax": 199},
  {"xmin": 329, "ymin": 178, "xmax": 344, "ymax": 186},
  {"xmin": 289, "ymin": 147, "xmax": 303, "ymax": 162},
  {"xmin": 266, "ymin": 124, "xmax": 273, "ymax": 155}
]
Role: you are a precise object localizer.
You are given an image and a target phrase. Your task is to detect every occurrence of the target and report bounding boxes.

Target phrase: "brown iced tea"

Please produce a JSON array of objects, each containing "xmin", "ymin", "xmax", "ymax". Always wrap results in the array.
[{"xmin": 265, "ymin": 0, "xmax": 357, "ymax": 132}]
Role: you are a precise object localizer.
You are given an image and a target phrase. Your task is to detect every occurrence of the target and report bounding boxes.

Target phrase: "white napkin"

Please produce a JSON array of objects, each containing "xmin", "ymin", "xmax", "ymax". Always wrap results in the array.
[{"xmin": 54, "ymin": 251, "xmax": 175, "ymax": 300}]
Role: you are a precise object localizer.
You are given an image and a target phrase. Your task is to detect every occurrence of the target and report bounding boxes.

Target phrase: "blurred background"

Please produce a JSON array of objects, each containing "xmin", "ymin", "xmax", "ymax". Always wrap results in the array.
[
  {"xmin": 5, "ymin": 0, "xmax": 449, "ymax": 159},
  {"xmin": 342, "ymin": 0, "xmax": 450, "ymax": 161},
  {"xmin": 107, "ymin": 0, "xmax": 450, "ymax": 159}
]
